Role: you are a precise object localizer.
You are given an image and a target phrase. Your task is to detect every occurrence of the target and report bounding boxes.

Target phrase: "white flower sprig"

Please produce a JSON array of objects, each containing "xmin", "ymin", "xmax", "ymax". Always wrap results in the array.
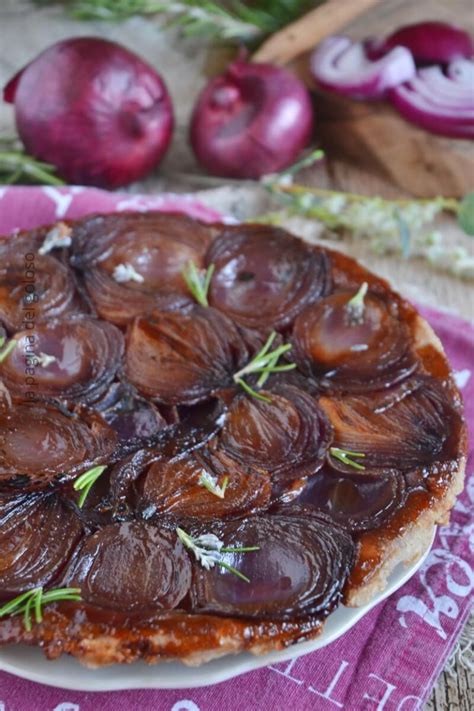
[
  {"xmin": 39, "ymin": 222, "xmax": 72, "ymax": 255},
  {"xmin": 198, "ymin": 470, "xmax": 229, "ymax": 499},
  {"xmin": 346, "ymin": 282, "xmax": 368, "ymax": 324},
  {"xmin": 113, "ymin": 263, "xmax": 144, "ymax": 284},
  {"xmin": 176, "ymin": 527, "xmax": 259, "ymax": 583}
]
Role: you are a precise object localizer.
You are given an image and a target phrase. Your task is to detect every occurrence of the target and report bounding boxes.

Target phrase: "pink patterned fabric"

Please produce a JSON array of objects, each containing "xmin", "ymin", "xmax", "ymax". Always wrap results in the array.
[{"xmin": 0, "ymin": 187, "xmax": 472, "ymax": 711}]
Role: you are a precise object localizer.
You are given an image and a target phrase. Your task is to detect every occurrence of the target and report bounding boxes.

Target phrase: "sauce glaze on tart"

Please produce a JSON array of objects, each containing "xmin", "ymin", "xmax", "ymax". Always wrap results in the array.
[{"xmin": 0, "ymin": 214, "xmax": 466, "ymax": 667}]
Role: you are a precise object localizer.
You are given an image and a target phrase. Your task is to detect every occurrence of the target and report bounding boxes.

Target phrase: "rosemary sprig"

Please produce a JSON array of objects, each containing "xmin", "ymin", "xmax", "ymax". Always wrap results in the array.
[
  {"xmin": 182, "ymin": 261, "xmax": 215, "ymax": 307},
  {"xmin": 0, "ymin": 140, "xmax": 64, "ymax": 186},
  {"xmin": 0, "ymin": 338, "xmax": 18, "ymax": 364},
  {"xmin": 176, "ymin": 527, "xmax": 259, "ymax": 583},
  {"xmin": 233, "ymin": 331, "xmax": 296, "ymax": 402},
  {"xmin": 198, "ymin": 470, "xmax": 229, "ymax": 499},
  {"xmin": 330, "ymin": 447, "xmax": 366, "ymax": 471},
  {"xmin": 0, "ymin": 587, "xmax": 82, "ymax": 631},
  {"xmin": 346, "ymin": 282, "xmax": 368, "ymax": 324},
  {"xmin": 33, "ymin": 0, "xmax": 314, "ymax": 44},
  {"xmin": 73, "ymin": 465, "xmax": 107, "ymax": 508}
]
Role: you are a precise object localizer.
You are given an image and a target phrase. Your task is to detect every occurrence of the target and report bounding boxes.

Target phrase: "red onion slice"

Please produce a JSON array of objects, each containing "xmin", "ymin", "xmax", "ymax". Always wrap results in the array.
[
  {"xmin": 141, "ymin": 449, "xmax": 271, "ymax": 521},
  {"xmin": 71, "ymin": 213, "xmax": 212, "ymax": 326},
  {"xmin": 0, "ymin": 316, "xmax": 124, "ymax": 404},
  {"xmin": 190, "ymin": 512, "xmax": 355, "ymax": 620},
  {"xmin": 292, "ymin": 289, "xmax": 416, "ymax": 392},
  {"xmin": 64, "ymin": 522, "xmax": 191, "ymax": 613},
  {"xmin": 310, "ymin": 36, "xmax": 416, "ymax": 100},
  {"xmin": 0, "ymin": 401, "xmax": 117, "ymax": 491},
  {"xmin": 389, "ymin": 64, "xmax": 474, "ymax": 139},
  {"xmin": 124, "ymin": 306, "xmax": 248, "ymax": 405},
  {"xmin": 216, "ymin": 384, "xmax": 332, "ymax": 484},
  {"xmin": 297, "ymin": 467, "xmax": 406, "ymax": 532},
  {"xmin": 206, "ymin": 225, "xmax": 331, "ymax": 331},
  {"xmin": 372, "ymin": 21, "xmax": 474, "ymax": 66},
  {"xmin": 0, "ymin": 493, "xmax": 82, "ymax": 597}
]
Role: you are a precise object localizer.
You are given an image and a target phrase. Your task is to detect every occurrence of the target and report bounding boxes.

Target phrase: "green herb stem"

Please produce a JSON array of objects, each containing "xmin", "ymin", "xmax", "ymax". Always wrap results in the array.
[
  {"xmin": 73, "ymin": 465, "xmax": 107, "ymax": 508},
  {"xmin": 182, "ymin": 261, "xmax": 215, "ymax": 307},
  {"xmin": 233, "ymin": 331, "xmax": 296, "ymax": 400},
  {"xmin": 0, "ymin": 587, "xmax": 82, "ymax": 631},
  {"xmin": 330, "ymin": 447, "xmax": 366, "ymax": 471}
]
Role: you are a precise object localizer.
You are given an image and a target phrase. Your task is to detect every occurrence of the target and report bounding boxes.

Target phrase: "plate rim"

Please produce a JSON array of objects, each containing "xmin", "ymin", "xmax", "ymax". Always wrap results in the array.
[{"xmin": 0, "ymin": 528, "xmax": 435, "ymax": 692}]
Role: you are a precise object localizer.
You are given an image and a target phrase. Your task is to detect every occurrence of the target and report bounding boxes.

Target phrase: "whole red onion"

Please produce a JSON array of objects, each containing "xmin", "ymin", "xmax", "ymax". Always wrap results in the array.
[
  {"xmin": 3, "ymin": 38, "xmax": 174, "ymax": 188},
  {"xmin": 190, "ymin": 59, "xmax": 313, "ymax": 179}
]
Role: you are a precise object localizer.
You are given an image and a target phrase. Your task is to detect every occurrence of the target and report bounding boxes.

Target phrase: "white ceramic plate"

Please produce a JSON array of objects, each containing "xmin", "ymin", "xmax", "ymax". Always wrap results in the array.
[{"xmin": 0, "ymin": 528, "xmax": 435, "ymax": 692}]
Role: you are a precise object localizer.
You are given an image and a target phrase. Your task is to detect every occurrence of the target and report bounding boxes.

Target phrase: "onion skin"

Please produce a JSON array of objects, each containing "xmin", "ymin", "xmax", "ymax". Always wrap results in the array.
[
  {"xmin": 310, "ymin": 36, "xmax": 415, "ymax": 100},
  {"xmin": 64, "ymin": 522, "xmax": 192, "ymax": 613},
  {"xmin": 190, "ymin": 59, "xmax": 313, "ymax": 178},
  {"xmin": 0, "ymin": 493, "xmax": 83, "ymax": 598},
  {"xmin": 206, "ymin": 224, "xmax": 331, "ymax": 331},
  {"xmin": 3, "ymin": 38, "xmax": 174, "ymax": 188},
  {"xmin": 0, "ymin": 401, "xmax": 117, "ymax": 492},
  {"xmin": 0, "ymin": 316, "xmax": 124, "ymax": 404},
  {"xmin": 190, "ymin": 511, "xmax": 355, "ymax": 620},
  {"xmin": 71, "ymin": 213, "xmax": 211, "ymax": 326},
  {"xmin": 373, "ymin": 21, "xmax": 474, "ymax": 66}
]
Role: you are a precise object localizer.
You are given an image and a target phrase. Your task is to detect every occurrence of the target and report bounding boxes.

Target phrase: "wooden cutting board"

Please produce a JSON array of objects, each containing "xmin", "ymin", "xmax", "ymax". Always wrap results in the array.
[{"xmin": 254, "ymin": 0, "xmax": 474, "ymax": 198}]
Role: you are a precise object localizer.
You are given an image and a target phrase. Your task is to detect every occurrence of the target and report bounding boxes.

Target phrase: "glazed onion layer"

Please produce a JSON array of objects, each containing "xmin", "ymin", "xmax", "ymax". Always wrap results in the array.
[
  {"xmin": 0, "ymin": 493, "xmax": 82, "ymax": 597},
  {"xmin": 65, "ymin": 522, "xmax": 192, "ymax": 613},
  {"xmin": 71, "ymin": 213, "xmax": 213, "ymax": 325},
  {"xmin": 206, "ymin": 225, "xmax": 331, "ymax": 330},
  {"xmin": 1, "ymin": 316, "xmax": 124, "ymax": 404},
  {"xmin": 191, "ymin": 511, "xmax": 355, "ymax": 620},
  {"xmin": 217, "ymin": 384, "xmax": 333, "ymax": 483},
  {"xmin": 124, "ymin": 306, "xmax": 248, "ymax": 405},
  {"xmin": 0, "ymin": 401, "xmax": 117, "ymax": 491},
  {"xmin": 292, "ymin": 289, "xmax": 416, "ymax": 391}
]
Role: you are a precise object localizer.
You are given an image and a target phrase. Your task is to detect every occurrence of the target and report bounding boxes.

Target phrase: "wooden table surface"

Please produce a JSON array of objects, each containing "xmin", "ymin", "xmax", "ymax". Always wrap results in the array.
[{"xmin": 0, "ymin": 1, "xmax": 472, "ymax": 708}]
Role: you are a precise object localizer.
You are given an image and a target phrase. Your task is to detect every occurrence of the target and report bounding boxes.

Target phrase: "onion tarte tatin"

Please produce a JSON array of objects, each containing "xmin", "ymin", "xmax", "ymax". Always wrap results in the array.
[{"xmin": 0, "ymin": 213, "xmax": 466, "ymax": 667}]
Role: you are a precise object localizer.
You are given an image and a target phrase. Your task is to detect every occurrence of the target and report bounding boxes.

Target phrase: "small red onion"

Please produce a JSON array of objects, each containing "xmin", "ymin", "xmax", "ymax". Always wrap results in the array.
[
  {"xmin": 370, "ymin": 21, "xmax": 474, "ymax": 66},
  {"xmin": 310, "ymin": 36, "xmax": 416, "ymax": 100},
  {"xmin": 3, "ymin": 37, "xmax": 174, "ymax": 188},
  {"xmin": 389, "ymin": 61, "xmax": 474, "ymax": 139},
  {"xmin": 189, "ymin": 59, "xmax": 313, "ymax": 178}
]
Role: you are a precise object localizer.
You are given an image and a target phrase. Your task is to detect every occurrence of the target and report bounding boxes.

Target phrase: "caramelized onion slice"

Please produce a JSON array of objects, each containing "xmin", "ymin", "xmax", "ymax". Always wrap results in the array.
[
  {"xmin": 191, "ymin": 511, "xmax": 355, "ymax": 619},
  {"xmin": 141, "ymin": 449, "xmax": 271, "ymax": 520},
  {"xmin": 206, "ymin": 225, "xmax": 331, "ymax": 330},
  {"xmin": 71, "ymin": 213, "xmax": 213, "ymax": 325},
  {"xmin": 217, "ymin": 385, "xmax": 333, "ymax": 482},
  {"xmin": 0, "ymin": 254, "xmax": 79, "ymax": 333},
  {"xmin": 0, "ymin": 493, "xmax": 82, "ymax": 597},
  {"xmin": 95, "ymin": 382, "xmax": 168, "ymax": 456},
  {"xmin": 320, "ymin": 377, "xmax": 463, "ymax": 470},
  {"xmin": 297, "ymin": 466, "xmax": 406, "ymax": 532},
  {"xmin": 124, "ymin": 307, "xmax": 248, "ymax": 405},
  {"xmin": 65, "ymin": 522, "xmax": 192, "ymax": 612},
  {"xmin": 0, "ymin": 316, "xmax": 123, "ymax": 404},
  {"xmin": 292, "ymin": 290, "xmax": 417, "ymax": 392},
  {"xmin": 0, "ymin": 401, "xmax": 117, "ymax": 491}
]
